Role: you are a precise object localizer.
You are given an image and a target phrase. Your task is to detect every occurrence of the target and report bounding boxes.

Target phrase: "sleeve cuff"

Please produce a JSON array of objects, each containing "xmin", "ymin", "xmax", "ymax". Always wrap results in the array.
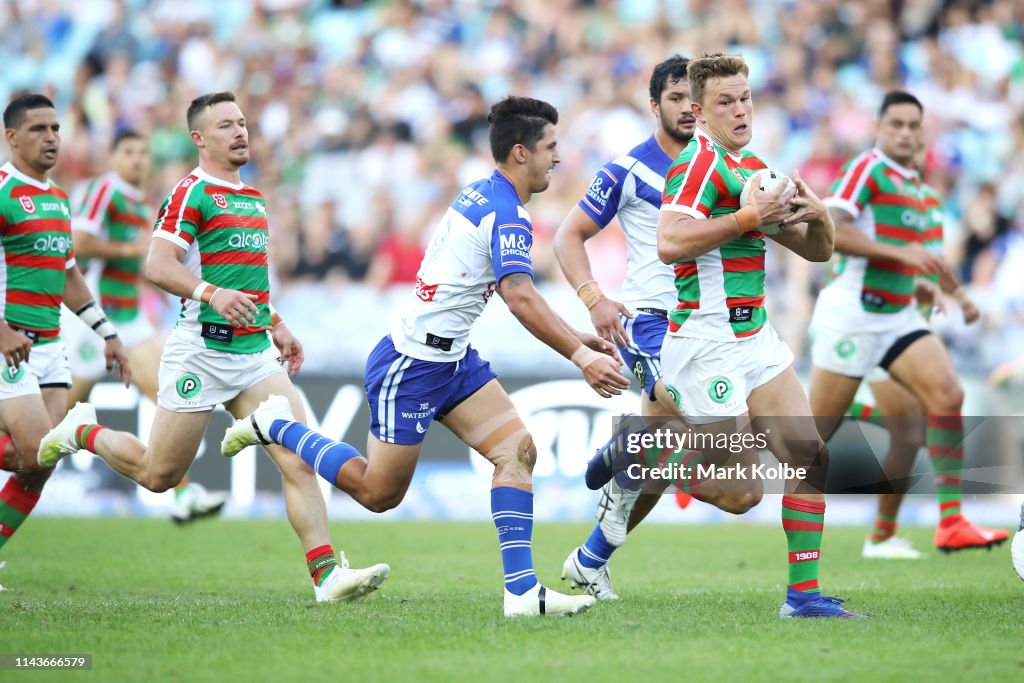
[
  {"xmin": 71, "ymin": 217, "xmax": 102, "ymax": 236},
  {"xmin": 824, "ymin": 197, "xmax": 859, "ymax": 219},
  {"xmin": 661, "ymin": 204, "xmax": 706, "ymax": 219},
  {"xmin": 153, "ymin": 230, "xmax": 192, "ymax": 251}
]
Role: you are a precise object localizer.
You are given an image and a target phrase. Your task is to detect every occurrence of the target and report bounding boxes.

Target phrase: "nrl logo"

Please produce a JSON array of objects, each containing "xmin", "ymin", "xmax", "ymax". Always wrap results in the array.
[
  {"xmin": 212, "ymin": 193, "xmax": 228, "ymax": 209},
  {"xmin": 19, "ymin": 196, "xmax": 35, "ymax": 213}
]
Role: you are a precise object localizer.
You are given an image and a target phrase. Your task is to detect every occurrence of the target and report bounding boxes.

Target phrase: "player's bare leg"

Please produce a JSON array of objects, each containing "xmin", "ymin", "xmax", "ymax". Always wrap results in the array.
[
  {"xmin": 441, "ymin": 379, "xmax": 595, "ymax": 616},
  {"xmin": 127, "ymin": 336, "xmax": 162, "ymax": 405},
  {"xmin": 126, "ymin": 335, "xmax": 225, "ymax": 523},
  {"xmin": 75, "ymin": 408, "xmax": 206, "ymax": 491},
  {"xmin": 808, "ymin": 366, "xmax": 863, "ymax": 443},
  {"xmin": 226, "ymin": 380, "xmax": 592, "ymax": 616},
  {"xmin": 748, "ymin": 366, "xmax": 866, "ymax": 618},
  {"xmin": 66, "ymin": 377, "xmax": 98, "ymax": 409},
  {"xmin": 887, "ymin": 335, "xmax": 1008, "ymax": 551},
  {"xmin": 227, "ymin": 373, "xmax": 389, "ymax": 602},
  {"xmin": 861, "ymin": 379, "xmax": 926, "ymax": 559},
  {"xmin": 0, "ymin": 392, "xmax": 63, "ymax": 553}
]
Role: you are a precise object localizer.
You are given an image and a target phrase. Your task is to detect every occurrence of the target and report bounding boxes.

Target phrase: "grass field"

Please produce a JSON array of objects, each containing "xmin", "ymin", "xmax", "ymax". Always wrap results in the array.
[{"xmin": 1, "ymin": 518, "xmax": 1021, "ymax": 682}]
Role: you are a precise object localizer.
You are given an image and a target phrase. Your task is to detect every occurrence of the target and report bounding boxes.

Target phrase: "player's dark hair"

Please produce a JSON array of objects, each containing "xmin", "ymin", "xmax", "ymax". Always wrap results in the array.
[
  {"xmin": 487, "ymin": 96, "xmax": 558, "ymax": 163},
  {"xmin": 879, "ymin": 91, "xmax": 923, "ymax": 117},
  {"xmin": 111, "ymin": 129, "xmax": 144, "ymax": 151},
  {"xmin": 186, "ymin": 91, "xmax": 237, "ymax": 131},
  {"xmin": 3, "ymin": 93, "xmax": 55, "ymax": 130},
  {"xmin": 650, "ymin": 55, "xmax": 690, "ymax": 102}
]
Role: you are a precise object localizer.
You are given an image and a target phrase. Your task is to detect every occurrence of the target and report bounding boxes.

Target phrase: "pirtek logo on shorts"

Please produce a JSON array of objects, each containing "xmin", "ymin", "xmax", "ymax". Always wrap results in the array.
[
  {"xmin": 2, "ymin": 364, "xmax": 26, "ymax": 383},
  {"xmin": 176, "ymin": 373, "xmax": 202, "ymax": 399}
]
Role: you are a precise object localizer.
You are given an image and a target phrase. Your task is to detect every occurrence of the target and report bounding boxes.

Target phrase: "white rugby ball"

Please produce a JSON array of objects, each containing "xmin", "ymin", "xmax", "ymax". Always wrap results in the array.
[{"xmin": 739, "ymin": 169, "xmax": 793, "ymax": 235}]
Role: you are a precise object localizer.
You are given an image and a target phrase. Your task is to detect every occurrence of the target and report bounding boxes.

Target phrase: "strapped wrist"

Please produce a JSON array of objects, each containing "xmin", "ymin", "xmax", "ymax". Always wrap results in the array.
[
  {"xmin": 576, "ymin": 280, "xmax": 606, "ymax": 310},
  {"xmin": 570, "ymin": 345, "xmax": 602, "ymax": 369},
  {"xmin": 191, "ymin": 281, "xmax": 216, "ymax": 303},
  {"xmin": 734, "ymin": 204, "xmax": 760, "ymax": 233},
  {"xmin": 75, "ymin": 301, "xmax": 118, "ymax": 340}
]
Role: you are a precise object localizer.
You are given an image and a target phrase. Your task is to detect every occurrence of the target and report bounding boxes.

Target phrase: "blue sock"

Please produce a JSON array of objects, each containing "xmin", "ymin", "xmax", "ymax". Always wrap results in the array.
[
  {"xmin": 269, "ymin": 419, "xmax": 360, "ymax": 486},
  {"xmin": 577, "ymin": 524, "xmax": 617, "ymax": 569},
  {"xmin": 491, "ymin": 486, "xmax": 538, "ymax": 596},
  {"xmin": 786, "ymin": 587, "xmax": 819, "ymax": 606}
]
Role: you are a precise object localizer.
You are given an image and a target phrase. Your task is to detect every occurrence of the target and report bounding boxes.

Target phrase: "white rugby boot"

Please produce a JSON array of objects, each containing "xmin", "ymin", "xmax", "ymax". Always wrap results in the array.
[
  {"xmin": 503, "ymin": 582, "xmax": 596, "ymax": 617},
  {"xmin": 314, "ymin": 552, "xmax": 390, "ymax": 603},
  {"xmin": 221, "ymin": 394, "xmax": 295, "ymax": 457}
]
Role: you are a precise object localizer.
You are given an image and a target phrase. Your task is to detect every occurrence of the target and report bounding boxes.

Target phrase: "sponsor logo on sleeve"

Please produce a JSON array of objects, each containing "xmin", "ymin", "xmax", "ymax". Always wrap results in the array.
[
  {"xmin": 497, "ymin": 224, "xmax": 532, "ymax": 267},
  {"xmin": 585, "ymin": 171, "xmax": 615, "ymax": 210}
]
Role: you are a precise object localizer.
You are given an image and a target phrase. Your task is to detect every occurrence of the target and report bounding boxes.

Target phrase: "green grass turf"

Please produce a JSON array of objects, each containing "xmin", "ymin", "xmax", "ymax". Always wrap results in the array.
[{"xmin": 1, "ymin": 518, "xmax": 1021, "ymax": 682}]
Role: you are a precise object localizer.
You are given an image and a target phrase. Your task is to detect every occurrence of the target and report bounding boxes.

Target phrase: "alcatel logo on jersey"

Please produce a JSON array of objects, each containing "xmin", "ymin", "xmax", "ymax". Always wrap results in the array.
[
  {"xmin": 227, "ymin": 232, "xmax": 269, "ymax": 250},
  {"xmin": 33, "ymin": 235, "xmax": 71, "ymax": 252},
  {"xmin": 901, "ymin": 210, "xmax": 926, "ymax": 229},
  {"xmin": 212, "ymin": 193, "xmax": 228, "ymax": 209},
  {"xmin": 19, "ymin": 196, "xmax": 35, "ymax": 213}
]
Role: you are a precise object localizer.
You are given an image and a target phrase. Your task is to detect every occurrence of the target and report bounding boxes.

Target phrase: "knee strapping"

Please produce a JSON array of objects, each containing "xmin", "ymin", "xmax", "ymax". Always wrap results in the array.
[{"xmin": 463, "ymin": 410, "xmax": 535, "ymax": 481}]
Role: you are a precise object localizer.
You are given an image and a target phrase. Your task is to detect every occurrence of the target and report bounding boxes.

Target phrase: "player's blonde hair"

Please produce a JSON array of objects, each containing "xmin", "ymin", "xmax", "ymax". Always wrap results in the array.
[{"xmin": 688, "ymin": 53, "xmax": 750, "ymax": 105}]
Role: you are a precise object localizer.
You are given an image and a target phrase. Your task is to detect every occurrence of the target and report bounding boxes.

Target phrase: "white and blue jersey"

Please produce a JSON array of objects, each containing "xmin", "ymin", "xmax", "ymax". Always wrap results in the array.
[
  {"xmin": 578, "ymin": 135, "xmax": 675, "ymax": 398},
  {"xmin": 579, "ymin": 135, "xmax": 676, "ymax": 313},
  {"xmin": 390, "ymin": 170, "xmax": 534, "ymax": 361},
  {"xmin": 368, "ymin": 170, "xmax": 532, "ymax": 444}
]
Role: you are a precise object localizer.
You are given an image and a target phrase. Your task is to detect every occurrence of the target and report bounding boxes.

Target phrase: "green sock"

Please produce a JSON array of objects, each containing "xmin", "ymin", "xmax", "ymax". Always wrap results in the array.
[
  {"xmin": 306, "ymin": 545, "xmax": 337, "ymax": 586},
  {"xmin": 869, "ymin": 513, "xmax": 897, "ymax": 543},
  {"xmin": 638, "ymin": 443, "xmax": 703, "ymax": 498},
  {"xmin": 848, "ymin": 402, "xmax": 885, "ymax": 427},
  {"xmin": 0, "ymin": 477, "xmax": 41, "ymax": 551},
  {"xmin": 927, "ymin": 414, "xmax": 963, "ymax": 524},
  {"xmin": 782, "ymin": 496, "xmax": 824, "ymax": 596}
]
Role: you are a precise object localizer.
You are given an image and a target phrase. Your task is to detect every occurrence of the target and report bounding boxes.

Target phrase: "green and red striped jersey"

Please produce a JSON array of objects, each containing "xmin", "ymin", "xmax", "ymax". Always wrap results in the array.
[
  {"xmin": 152, "ymin": 168, "xmax": 270, "ymax": 354},
  {"xmin": 73, "ymin": 171, "xmax": 149, "ymax": 323},
  {"xmin": 921, "ymin": 184, "xmax": 944, "ymax": 281},
  {"xmin": 0, "ymin": 162, "xmax": 76, "ymax": 345},
  {"xmin": 660, "ymin": 130, "xmax": 771, "ymax": 341},
  {"xmin": 918, "ymin": 183, "xmax": 946, "ymax": 318},
  {"xmin": 824, "ymin": 148, "xmax": 928, "ymax": 314}
]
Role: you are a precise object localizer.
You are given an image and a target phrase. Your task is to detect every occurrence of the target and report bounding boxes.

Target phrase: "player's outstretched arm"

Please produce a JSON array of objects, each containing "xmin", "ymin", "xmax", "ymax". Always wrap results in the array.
[
  {"xmin": 771, "ymin": 169, "xmax": 834, "ymax": 261},
  {"xmin": 829, "ymin": 206, "xmax": 945, "ymax": 274},
  {"xmin": 498, "ymin": 272, "xmax": 630, "ymax": 398},
  {"xmin": 657, "ymin": 181, "xmax": 794, "ymax": 263},
  {"xmin": 554, "ymin": 206, "xmax": 633, "ymax": 346},
  {"xmin": 145, "ymin": 238, "xmax": 259, "ymax": 328}
]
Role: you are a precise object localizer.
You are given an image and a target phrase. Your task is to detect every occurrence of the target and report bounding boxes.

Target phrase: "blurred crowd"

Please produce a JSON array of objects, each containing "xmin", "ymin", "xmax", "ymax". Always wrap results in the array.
[{"xmin": 1, "ymin": 0, "xmax": 1023, "ymax": 375}]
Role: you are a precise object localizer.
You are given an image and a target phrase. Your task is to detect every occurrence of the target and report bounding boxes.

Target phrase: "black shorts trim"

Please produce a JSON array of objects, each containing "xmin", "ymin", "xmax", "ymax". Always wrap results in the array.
[
  {"xmin": 879, "ymin": 329, "xmax": 930, "ymax": 370},
  {"xmin": 39, "ymin": 382, "xmax": 72, "ymax": 390}
]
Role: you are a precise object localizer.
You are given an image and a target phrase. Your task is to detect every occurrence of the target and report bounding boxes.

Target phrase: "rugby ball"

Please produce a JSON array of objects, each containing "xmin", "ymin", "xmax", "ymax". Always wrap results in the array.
[{"xmin": 739, "ymin": 169, "xmax": 793, "ymax": 235}]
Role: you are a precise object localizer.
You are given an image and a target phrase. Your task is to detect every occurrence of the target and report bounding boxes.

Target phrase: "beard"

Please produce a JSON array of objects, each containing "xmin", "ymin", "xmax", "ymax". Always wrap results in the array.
[{"xmin": 663, "ymin": 117, "xmax": 695, "ymax": 146}]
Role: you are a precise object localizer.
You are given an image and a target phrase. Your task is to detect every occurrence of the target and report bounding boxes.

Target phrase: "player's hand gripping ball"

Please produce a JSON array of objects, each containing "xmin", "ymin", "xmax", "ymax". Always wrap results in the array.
[{"xmin": 739, "ymin": 169, "xmax": 794, "ymax": 235}]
